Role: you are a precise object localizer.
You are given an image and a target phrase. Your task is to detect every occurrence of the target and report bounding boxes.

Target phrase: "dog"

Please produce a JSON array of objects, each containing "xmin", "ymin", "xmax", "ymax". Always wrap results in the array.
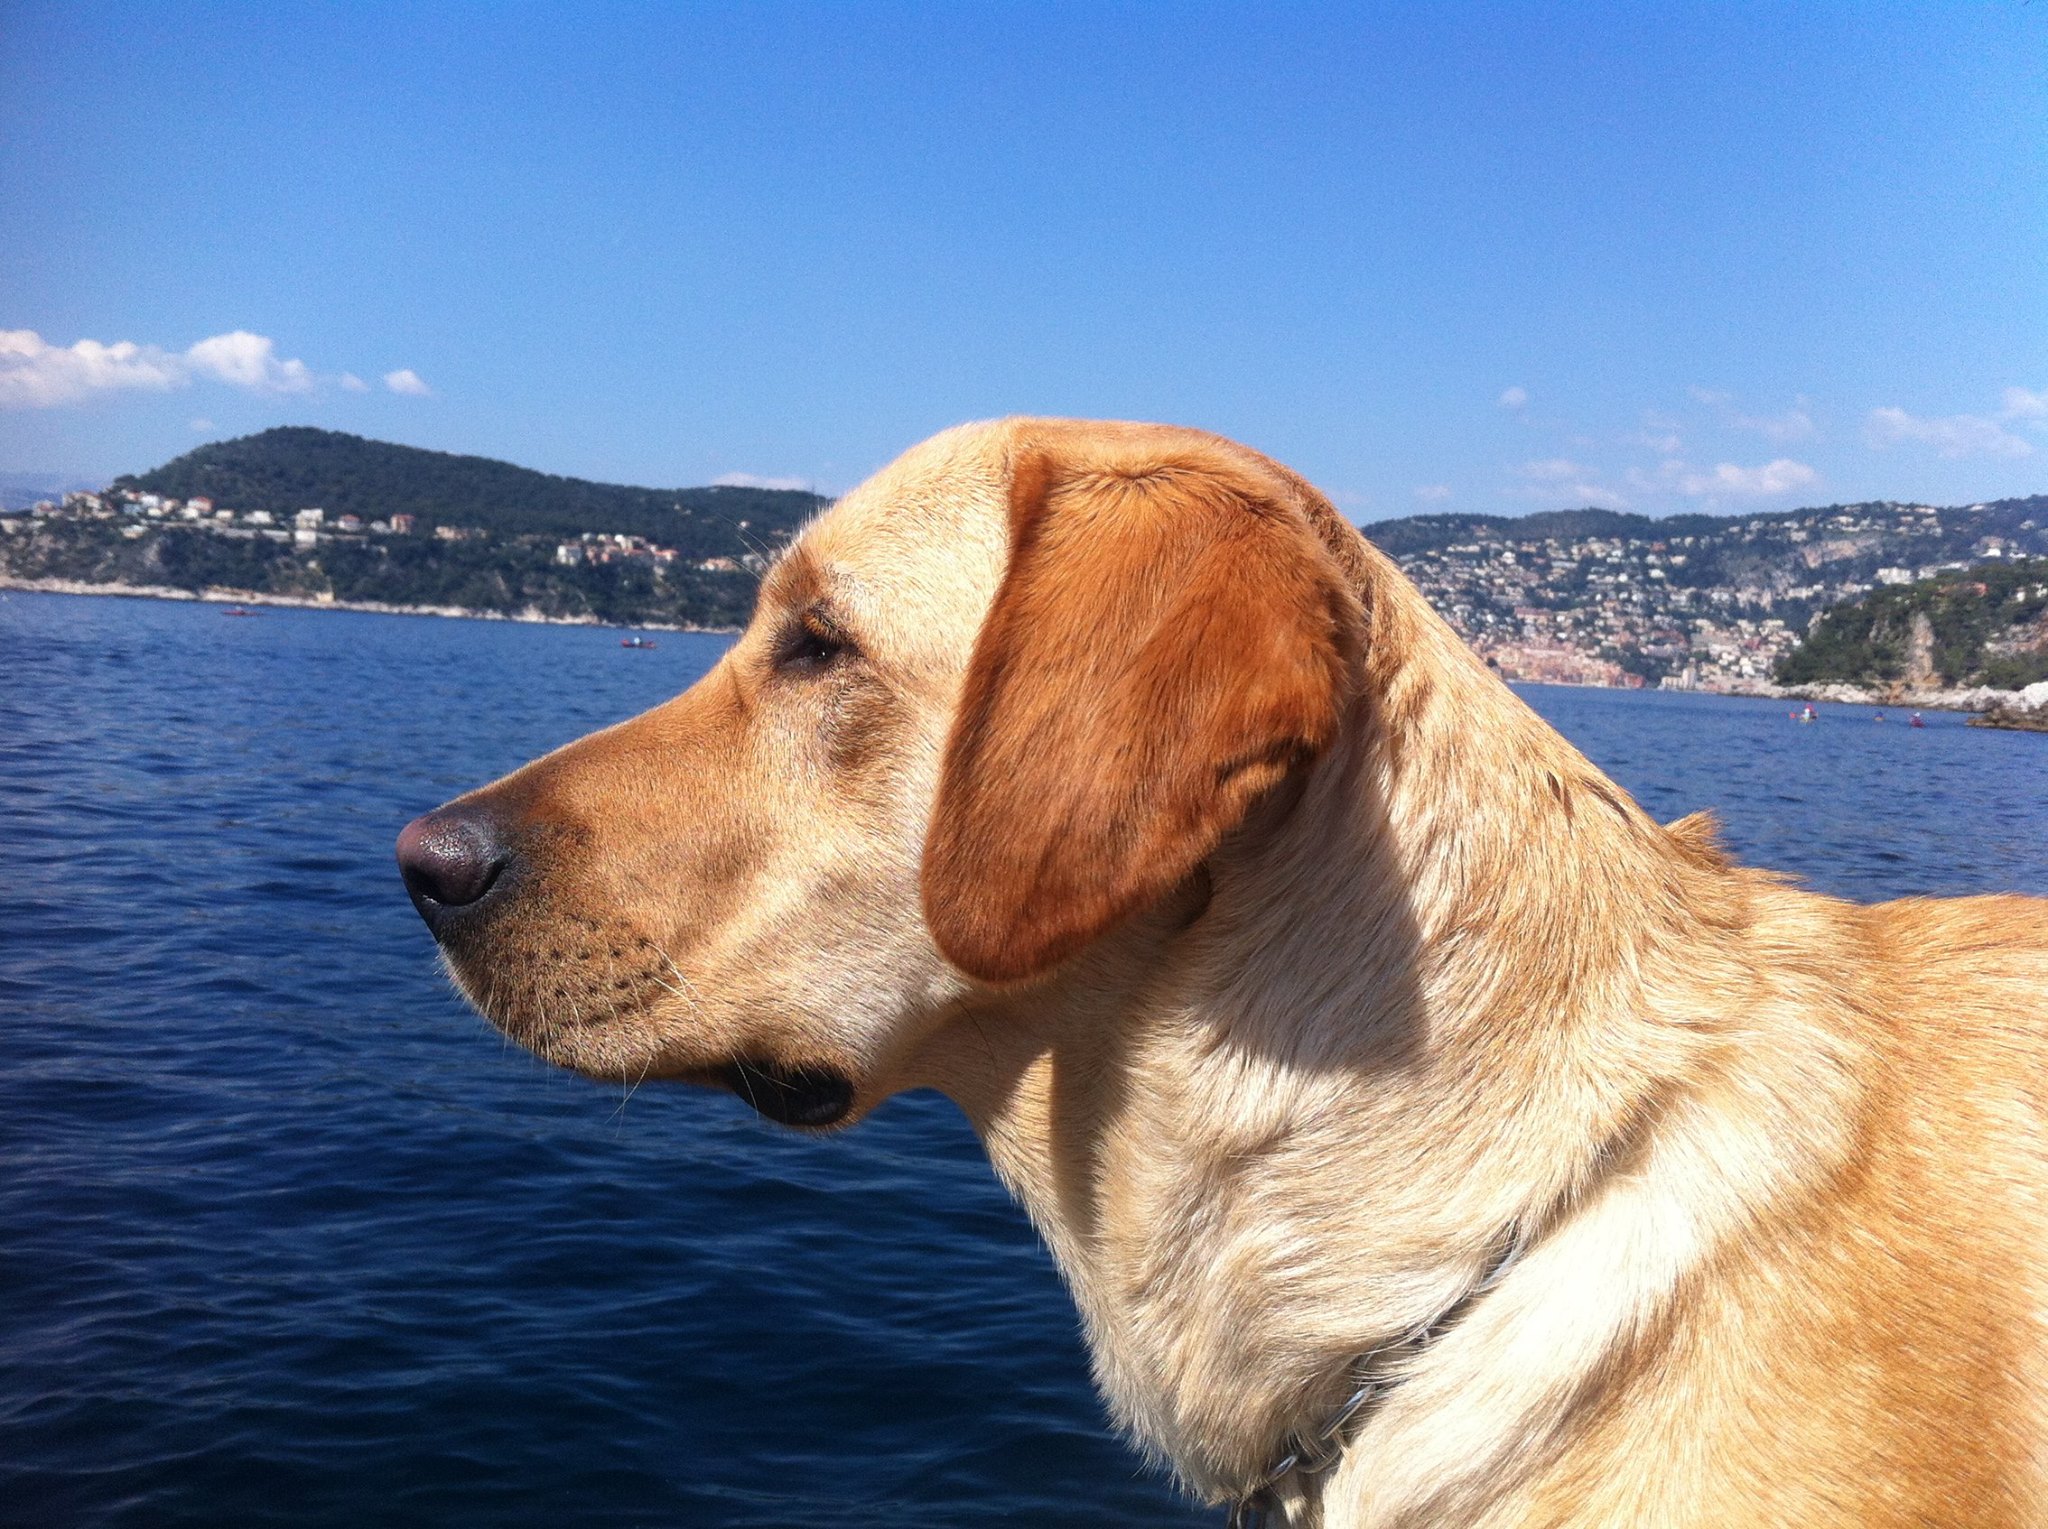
[{"xmin": 398, "ymin": 419, "xmax": 2048, "ymax": 1527}]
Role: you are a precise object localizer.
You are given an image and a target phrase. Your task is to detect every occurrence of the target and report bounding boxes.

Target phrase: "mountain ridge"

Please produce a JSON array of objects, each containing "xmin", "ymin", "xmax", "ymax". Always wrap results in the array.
[
  {"xmin": 94, "ymin": 427, "xmax": 2048, "ymax": 558},
  {"xmin": 1357, "ymin": 497, "xmax": 2048, "ymax": 558},
  {"xmin": 114, "ymin": 427, "xmax": 828, "ymax": 557}
]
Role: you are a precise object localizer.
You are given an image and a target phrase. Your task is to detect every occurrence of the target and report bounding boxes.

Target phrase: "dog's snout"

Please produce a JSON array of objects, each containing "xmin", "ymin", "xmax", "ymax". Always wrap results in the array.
[{"xmin": 396, "ymin": 806, "xmax": 513, "ymax": 929}]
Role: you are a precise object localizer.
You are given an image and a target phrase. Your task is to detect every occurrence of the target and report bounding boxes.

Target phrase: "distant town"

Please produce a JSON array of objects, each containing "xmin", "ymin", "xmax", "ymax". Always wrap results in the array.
[{"xmin": 1386, "ymin": 500, "xmax": 2041, "ymax": 691}]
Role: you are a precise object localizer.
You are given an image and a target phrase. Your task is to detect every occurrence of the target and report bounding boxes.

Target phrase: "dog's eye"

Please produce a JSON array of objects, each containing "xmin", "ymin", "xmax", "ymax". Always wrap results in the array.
[{"xmin": 776, "ymin": 614, "xmax": 855, "ymax": 673}]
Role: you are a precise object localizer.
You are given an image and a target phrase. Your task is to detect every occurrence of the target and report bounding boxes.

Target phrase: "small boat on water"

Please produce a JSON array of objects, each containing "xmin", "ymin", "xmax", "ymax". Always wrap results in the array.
[
  {"xmin": 221, "ymin": 606, "xmax": 258, "ymax": 618},
  {"xmin": 620, "ymin": 635, "xmax": 658, "ymax": 649}
]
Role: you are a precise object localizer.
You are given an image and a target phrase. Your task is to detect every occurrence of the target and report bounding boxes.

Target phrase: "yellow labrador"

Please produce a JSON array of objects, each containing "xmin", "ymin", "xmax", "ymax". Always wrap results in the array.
[{"xmin": 399, "ymin": 419, "xmax": 2048, "ymax": 1527}]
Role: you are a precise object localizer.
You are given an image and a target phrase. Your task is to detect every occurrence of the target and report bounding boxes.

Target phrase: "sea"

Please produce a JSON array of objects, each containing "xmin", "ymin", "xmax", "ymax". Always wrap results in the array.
[{"xmin": 3, "ymin": 589, "xmax": 2044, "ymax": 1529}]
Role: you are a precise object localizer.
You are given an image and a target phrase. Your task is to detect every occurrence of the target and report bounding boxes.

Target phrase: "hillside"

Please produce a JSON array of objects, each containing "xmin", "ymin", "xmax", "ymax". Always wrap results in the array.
[
  {"xmin": 3, "ymin": 428, "xmax": 831, "ymax": 627},
  {"xmin": 114, "ymin": 428, "xmax": 828, "ymax": 557},
  {"xmin": 1360, "ymin": 496, "xmax": 2048, "ymax": 571},
  {"xmin": 1775, "ymin": 558, "xmax": 2048, "ymax": 691},
  {"xmin": 1345, "ymin": 493, "xmax": 2047, "ymax": 690}
]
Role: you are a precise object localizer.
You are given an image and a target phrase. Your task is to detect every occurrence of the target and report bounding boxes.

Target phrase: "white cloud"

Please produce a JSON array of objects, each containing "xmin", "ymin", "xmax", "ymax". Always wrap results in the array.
[
  {"xmin": 185, "ymin": 330, "xmax": 313, "ymax": 393},
  {"xmin": 1512, "ymin": 457, "xmax": 1626, "ymax": 508},
  {"xmin": 1539, "ymin": 481, "xmax": 1628, "ymax": 508},
  {"xmin": 714, "ymin": 471, "xmax": 812, "ymax": 491},
  {"xmin": 1498, "ymin": 385, "xmax": 1528, "ymax": 410},
  {"xmin": 0, "ymin": 329, "xmax": 184, "ymax": 406},
  {"xmin": 0, "ymin": 327, "xmax": 326, "ymax": 407},
  {"xmin": 1999, "ymin": 386, "xmax": 2048, "ymax": 423},
  {"xmin": 1865, "ymin": 405, "xmax": 2031, "ymax": 459},
  {"xmin": 1861, "ymin": 387, "xmax": 2048, "ymax": 458},
  {"xmin": 1673, "ymin": 458, "xmax": 1818, "ymax": 497},
  {"xmin": 339, "ymin": 372, "xmax": 369, "ymax": 393},
  {"xmin": 1735, "ymin": 404, "xmax": 1814, "ymax": 443},
  {"xmin": 1689, "ymin": 387, "xmax": 1814, "ymax": 442},
  {"xmin": 190, "ymin": 418, "xmax": 214, "ymax": 432},
  {"xmin": 383, "ymin": 368, "xmax": 432, "ymax": 396},
  {"xmin": 1413, "ymin": 483, "xmax": 1452, "ymax": 503},
  {"xmin": 1627, "ymin": 409, "xmax": 1685, "ymax": 456}
]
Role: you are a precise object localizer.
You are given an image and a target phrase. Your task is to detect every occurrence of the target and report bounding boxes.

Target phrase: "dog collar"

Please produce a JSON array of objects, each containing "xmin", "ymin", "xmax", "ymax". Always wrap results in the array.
[{"xmin": 1225, "ymin": 1220, "xmax": 1532, "ymax": 1529}]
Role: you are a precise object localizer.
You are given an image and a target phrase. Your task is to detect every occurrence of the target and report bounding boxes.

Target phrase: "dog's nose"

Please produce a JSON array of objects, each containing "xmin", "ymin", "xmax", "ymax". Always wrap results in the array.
[{"xmin": 396, "ymin": 806, "xmax": 513, "ymax": 929}]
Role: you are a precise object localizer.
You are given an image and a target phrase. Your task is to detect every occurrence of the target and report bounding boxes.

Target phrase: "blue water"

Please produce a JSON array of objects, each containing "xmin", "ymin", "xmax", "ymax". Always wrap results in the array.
[{"xmin": 2, "ymin": 591, "xmax": 2043, "ymax": 1529}]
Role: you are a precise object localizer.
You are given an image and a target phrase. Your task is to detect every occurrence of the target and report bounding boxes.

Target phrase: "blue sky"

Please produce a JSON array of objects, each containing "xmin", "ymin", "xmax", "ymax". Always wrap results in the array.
[{"xmin": 3, "ymin": 2, "xmax": 2043, "ymax": 520}]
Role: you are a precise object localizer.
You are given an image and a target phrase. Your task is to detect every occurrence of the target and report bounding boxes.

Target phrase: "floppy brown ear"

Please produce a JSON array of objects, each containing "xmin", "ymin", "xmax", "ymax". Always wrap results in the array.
[{"xmin": 921, "ymin": 427, "xmax": 1358, "ymax": 983}]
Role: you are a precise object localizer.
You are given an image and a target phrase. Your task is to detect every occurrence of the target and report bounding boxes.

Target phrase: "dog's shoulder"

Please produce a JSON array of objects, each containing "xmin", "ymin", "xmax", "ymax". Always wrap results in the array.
[{"xmin": 1865, "ymin": 893, "xmax": 2048, "ymax": 1062}]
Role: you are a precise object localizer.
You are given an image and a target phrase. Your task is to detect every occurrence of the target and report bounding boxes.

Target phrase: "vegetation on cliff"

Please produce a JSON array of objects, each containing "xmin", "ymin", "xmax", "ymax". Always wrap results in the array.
[{"xmin": 1774, "ymin": 559, "xmax": 2048, "ymax": 690}]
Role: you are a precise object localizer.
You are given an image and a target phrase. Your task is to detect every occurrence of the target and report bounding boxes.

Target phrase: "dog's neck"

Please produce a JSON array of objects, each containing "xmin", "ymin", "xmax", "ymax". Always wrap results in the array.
[{"xmin": 920, "ymin": 542, "xmax": 1836, "ymax": 1522}]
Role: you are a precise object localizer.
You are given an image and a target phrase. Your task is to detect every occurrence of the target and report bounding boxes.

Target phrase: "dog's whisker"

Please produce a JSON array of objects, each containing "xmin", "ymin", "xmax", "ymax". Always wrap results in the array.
[
  {"xmin": 611, "ymin": 1055, "xmax": 653, "ymax": 1127},
  {"xmin": 729, "ymin": 1059, "xmax": 764, "ymax": 1114}
]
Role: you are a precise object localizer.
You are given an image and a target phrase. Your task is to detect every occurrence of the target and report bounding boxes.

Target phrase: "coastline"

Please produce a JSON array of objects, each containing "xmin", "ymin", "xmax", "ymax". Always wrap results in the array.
[
  {"xmin": 8, "ymin": 575, "xmax": 2043, "ymax": 725},
  {"xmin": 1487, "ymin": 671, "xmax": 2041, "ymax": 716},
  {"xmin": 1509, "ymin": 668, "xmax": 2048, "ymax": 716},
  {"xmin": 0, "ymin": 575, "xmax": 742, "ymax": 633}
]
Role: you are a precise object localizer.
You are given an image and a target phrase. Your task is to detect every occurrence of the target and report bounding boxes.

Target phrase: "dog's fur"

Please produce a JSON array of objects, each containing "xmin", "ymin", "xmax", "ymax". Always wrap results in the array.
[{"xmin": 420, "ymin": 419, "xmax": 2048, "ymax": 1526}]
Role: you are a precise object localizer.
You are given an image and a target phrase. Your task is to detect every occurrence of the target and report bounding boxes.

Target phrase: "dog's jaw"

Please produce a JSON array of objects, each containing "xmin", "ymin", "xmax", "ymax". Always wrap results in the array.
[{"xmin": 719, "ymin": 1059, "xmax": 857, "ymax": 1127}]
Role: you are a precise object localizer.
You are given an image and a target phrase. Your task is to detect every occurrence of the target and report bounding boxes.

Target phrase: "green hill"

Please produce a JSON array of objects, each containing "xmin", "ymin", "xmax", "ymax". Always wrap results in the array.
[
  {"xmin": 1775, "ymin": 559, "xmax": 2048, "ymax": 690},
  {"xmin": 114, "ymin": 427, "xmax": 827, "ymax": 558},
  {"xmin": 0, "ymin": 427, "xmax": 835, "ymax": 627}
]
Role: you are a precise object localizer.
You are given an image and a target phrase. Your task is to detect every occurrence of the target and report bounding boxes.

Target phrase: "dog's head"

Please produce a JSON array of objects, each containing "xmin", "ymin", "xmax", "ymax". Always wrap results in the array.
[{"xmin": 398, "ymin": 419, "xmax": 1362, "ymax": 1126}]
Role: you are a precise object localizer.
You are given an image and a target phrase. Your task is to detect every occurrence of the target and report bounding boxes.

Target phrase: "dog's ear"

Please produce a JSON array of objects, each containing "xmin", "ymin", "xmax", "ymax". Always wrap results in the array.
[{"xmin": 921, "ymin": 429, "xmax": 1357, "ymax": 983}]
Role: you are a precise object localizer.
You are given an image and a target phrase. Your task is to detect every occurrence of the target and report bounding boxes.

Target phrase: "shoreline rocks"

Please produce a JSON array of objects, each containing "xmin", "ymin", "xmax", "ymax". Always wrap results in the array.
[
  {"xmin": 1967, "ymin": 680, "xmax": 2048, "ymax": 733},
  {"xmin": 1777, "ymin": 678, "xmax": 2048, "ymax": 715}
]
